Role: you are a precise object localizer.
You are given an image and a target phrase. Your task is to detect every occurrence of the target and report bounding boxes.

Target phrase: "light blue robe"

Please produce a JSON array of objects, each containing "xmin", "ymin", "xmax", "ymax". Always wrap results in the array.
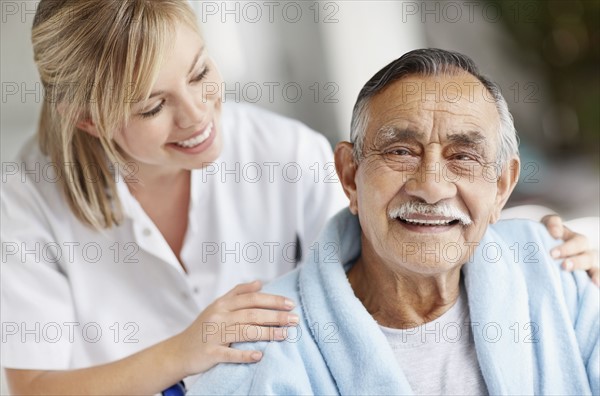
[{"xmin": 189, "ymin": 209, "xmax": 599, "ymax": 395}]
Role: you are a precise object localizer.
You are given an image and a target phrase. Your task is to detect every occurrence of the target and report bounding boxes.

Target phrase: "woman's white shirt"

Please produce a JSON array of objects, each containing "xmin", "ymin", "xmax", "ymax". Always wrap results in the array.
[{"xmin": 1, "ymin": 103, "xmax": 347, "ymax": 370}]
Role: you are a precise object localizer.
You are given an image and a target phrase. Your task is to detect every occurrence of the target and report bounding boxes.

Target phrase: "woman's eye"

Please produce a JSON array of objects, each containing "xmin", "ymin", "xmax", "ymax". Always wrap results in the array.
[
  {"xmin": 140, "ymin": 100, "xmax": 164, "ymax": 118},
  {"xmin": 191, "ymin": 66, "xmax": 210, "ymax": 83},
  {"xmin": 138, "ymin": 67, "xmax": 210, "ymax": 119}
]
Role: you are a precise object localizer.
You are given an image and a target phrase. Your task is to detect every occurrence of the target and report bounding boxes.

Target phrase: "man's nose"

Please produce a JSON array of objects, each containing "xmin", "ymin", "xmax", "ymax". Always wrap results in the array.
[{"xmin": 403, "ymin": 159, "xmax": 457, "ymax": 204}]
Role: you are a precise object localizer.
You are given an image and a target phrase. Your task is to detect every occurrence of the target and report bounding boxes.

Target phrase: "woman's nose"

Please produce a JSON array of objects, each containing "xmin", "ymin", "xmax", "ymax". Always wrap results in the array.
[{"xmin": 175, "ymin": 90, "xmax": 208, "ymax": 129}]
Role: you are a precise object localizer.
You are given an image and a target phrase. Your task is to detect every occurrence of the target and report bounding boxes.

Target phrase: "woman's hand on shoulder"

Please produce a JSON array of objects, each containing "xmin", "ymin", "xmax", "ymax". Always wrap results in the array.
[
  {"xmin": 542, "ymin": 215, "xmax": 599, "ymax": 286},
  {"xmin": 174, "ymin": 280, "xmax": 298, "ymax": 375}
]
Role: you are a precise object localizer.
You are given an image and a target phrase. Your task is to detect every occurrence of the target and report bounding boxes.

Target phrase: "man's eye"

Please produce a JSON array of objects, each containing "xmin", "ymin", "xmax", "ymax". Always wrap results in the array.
[
  {"xmin": 450, "ymin": 152, "xmax": 481, "ymax": 162},
  {"xmin": 454, "ymin": 154, "xmax": 475, "ymax": 161},
  {"xmin": 389, "ymin": 148, "xmax": 411, "ymax": 156}
]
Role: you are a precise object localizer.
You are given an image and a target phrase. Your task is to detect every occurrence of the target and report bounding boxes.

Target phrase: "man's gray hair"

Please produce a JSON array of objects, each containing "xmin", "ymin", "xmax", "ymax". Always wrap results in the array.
[{"xmin": 350, "ymin": 48, "xmax": 519, "ymax": 169}]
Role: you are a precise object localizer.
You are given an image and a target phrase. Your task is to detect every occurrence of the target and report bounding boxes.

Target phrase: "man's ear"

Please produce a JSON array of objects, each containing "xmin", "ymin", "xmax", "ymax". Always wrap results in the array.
[
  {"xmin": 76, "ymin": 119, "xmax": 100, "ymax": 138},
  {"xmin": 490, "ymin": 157, "xmax": 520, "ymax": 223},
  {"xmin": 334, "ymin": 141, "xmax": 359, "ymax": 215}
]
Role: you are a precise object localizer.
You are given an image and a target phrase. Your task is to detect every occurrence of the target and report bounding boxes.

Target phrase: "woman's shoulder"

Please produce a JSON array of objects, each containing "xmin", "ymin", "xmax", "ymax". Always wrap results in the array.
[
  {"xmin": 2, "ymin": 136, "xmax": 71, "ymax": 226},
  {"xmin": 220, "ymin": 103, "xmax": 332, "ymax": 161},
  {"xmin": 4, "ymin": 137, "xmax": 46, "ymax": 192},
  {"xmin": 5, "ymin": 135, "xmax": 45, "ymax": 164},
  {"xmin": 223, "ymin": 102, "xmax": 302, "ymax": 126},
  {"xmin": 224, "ymin": 103, "xmax": 328, "ymax": 140}
]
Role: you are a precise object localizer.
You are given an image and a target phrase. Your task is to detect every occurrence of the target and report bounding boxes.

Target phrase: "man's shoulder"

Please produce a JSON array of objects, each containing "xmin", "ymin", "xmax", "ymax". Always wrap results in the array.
[
  {"xmin": 261, "ymin": 266, "xmax": 302, "ymax": 299},
  {"xmin": 481, "ymin": 219, "xmax": 598, "ymax": 317},
  {"xmin": 489, "ymin": 218, "xmax": 553, "ymax": 241},
  {"xmin": 188, "ymin": 268, "xmax": 321, "ymax": 395},
  {"xmin": 482, "ymin": 219, "xmax": 566, "ymax": 279},
  {"xmin": 485, "ymin": 218, "xmax": 560, "ymax": 264},
  {"xmin": 465, "ymin": 220, "xmax": 598, "ymax": 395}
]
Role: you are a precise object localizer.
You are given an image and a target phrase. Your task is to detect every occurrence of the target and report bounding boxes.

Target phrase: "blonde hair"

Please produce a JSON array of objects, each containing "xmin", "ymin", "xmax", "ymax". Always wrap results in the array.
[{"xmin": 32, "ymin": 0, "xmax": 200, "ymax": 229}]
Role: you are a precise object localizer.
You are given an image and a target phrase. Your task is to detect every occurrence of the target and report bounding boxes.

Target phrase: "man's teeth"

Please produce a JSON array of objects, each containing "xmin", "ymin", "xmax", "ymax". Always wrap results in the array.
[
  {"xmin": 175, "ymin": 123, "xmax": 213, "ymax": 148},
  {"xmin": 402, "ymin": 218, "xmax": 454, "ymax": 226}
]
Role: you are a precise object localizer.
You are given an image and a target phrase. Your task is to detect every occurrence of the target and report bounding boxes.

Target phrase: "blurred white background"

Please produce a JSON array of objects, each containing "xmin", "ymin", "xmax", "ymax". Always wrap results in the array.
[
  {"xmin": 1, "ymin": 1, "xmax": 599, "ymax": 392},
  {"xmin": 2, "ymin": 0, "xmax": 598, "ymax": 220}
]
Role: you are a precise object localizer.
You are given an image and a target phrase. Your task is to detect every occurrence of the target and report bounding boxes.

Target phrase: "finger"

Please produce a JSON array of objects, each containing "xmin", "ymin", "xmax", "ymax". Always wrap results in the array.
[
  {"xmin": 228, "ymin": 308, "xmax": 299, "ymax": 327},
  {"xmin": 216, "ymin": 346, "xmax": 263, "ymax": 364},
  {"xmin": 225, "ymin": 280, "xmax": 263, "ymax": 297},
  {"xmin": 226, "ymin": 292, "xmax": 295, "ymax": 311},
  {"xmin": 560, "ymin": 250, "xmax": 598, "ymax": 272},
  {"xmin": 588, "ymin": 268, "xmax": 600, "ymax": 287},
  {"xmin": 221, "ymin": 325, "xmax": 290, "ymax": 344},
  {"xmin": 551, "ymin": 232, "xmax": 590, "ymax": 259},
  {"xmin": 541, "ymin": 214, "xmax": 563, "ymax": 239}
]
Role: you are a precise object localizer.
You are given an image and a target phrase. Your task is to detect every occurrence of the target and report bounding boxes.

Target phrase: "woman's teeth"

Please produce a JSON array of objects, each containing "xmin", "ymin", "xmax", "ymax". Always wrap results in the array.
[{"xmin": 175, "ymin": 122, "xmax": 213, "ymax": 148}]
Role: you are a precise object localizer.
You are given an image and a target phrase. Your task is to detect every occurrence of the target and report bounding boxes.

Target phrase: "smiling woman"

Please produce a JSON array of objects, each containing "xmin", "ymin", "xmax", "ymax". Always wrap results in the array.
[
  {"xmin": 2, "ymin": 1, "xmax": 347, "ymax": 394},
  {"xmin": 104, "ymin": 29, "xmax": 224, "ymax": 178},
  {"xmin": 78, "ymin": 24, "xmax": 226, "ymax": 266},
  {"xmin": 33, "ymin": 1, "xmax": 219, "ymax": 230}
]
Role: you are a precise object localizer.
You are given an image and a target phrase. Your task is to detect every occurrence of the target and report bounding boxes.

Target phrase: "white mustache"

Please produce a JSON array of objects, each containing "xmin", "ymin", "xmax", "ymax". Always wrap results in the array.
[{"xmin": 388, "ymin": 202, "xmax": 472, "ymax": 226}]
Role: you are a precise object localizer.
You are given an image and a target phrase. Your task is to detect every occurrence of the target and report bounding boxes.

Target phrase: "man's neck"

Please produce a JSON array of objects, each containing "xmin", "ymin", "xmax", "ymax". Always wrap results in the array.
[{"xmin": 346, "ymin": 255, "xmax": 462, "ymax": 329}]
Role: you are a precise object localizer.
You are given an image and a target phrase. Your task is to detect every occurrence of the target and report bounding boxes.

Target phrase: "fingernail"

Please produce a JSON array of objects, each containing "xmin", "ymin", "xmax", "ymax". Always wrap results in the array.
[
  {"xmin": 251, "ymin": 351, "xmax": 262, "ymax": 360},
  {"xmin": 551, "ymin": 249, "xmax": 560, "ymax": 259},
  {"xmin": 287, "ymin": 314, "xmax": 299, "ymax": 324},
  {"xmin": 274, "ymin": 328, "xmax": 287, "ymax": 340},
  {"xmin": 563, "ymin": 260, "xmax": 573, "ymax": 271},
  {"xmin": 284, "ymin": 299, "xmax": 295, "ymax": 308}
]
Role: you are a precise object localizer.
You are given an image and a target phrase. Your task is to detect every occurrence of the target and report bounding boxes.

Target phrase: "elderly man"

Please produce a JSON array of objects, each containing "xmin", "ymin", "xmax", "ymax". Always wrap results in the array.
[{"xmin": 189, "ymin": 49, "xmax": 599, "ymax": 395}]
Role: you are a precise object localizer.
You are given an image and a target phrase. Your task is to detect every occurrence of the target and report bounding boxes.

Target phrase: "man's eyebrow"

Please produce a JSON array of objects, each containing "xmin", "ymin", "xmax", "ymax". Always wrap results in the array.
[
  {"xmin": 446, "ymin": 131, "xmax": 487, "ymax": 145},
  {"xmin": 147, "ymin": 46, "xmax": 205, "ymax": 99},
  {"xmin": 374, "ymin": 126, "xmax": 425, "ymax": 147}
]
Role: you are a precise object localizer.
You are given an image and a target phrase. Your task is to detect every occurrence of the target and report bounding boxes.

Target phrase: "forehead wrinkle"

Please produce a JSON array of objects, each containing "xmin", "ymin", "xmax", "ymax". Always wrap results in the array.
[{"xmin": 423, "ymin": 106, "xmax": 488, "ymax": 118}]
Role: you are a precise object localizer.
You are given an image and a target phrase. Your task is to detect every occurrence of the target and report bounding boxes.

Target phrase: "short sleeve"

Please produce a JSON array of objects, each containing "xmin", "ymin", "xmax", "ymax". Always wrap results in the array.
[{"xmin": 1, "ymin": 174, "xmax": 76, "ymax": 369}]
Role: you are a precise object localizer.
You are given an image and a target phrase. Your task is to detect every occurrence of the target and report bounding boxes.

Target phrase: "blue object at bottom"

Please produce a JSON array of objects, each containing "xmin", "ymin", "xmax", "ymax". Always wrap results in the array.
[{"xmin": 162, "ymin": 381, "xmax": 186, "ymax": 396}]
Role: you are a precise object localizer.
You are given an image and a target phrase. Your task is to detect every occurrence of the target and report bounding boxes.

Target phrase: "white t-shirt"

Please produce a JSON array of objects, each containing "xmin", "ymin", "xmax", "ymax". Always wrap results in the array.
[
  {"xmin": 379, "ymin": 285, "xmax": 488, "ymax": 395},
  {"xmin": 1, "ymin": 103, "xmax": 347, "ymax": 370}
]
